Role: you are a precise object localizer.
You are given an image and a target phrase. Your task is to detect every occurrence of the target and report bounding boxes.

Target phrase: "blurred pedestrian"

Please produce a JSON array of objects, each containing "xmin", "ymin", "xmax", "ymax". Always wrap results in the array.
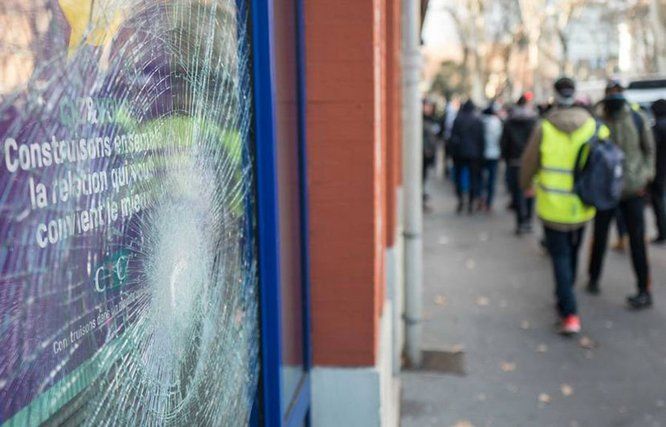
[
  {"xmin": 649, "ymin": 99, "xmax": 666, "ymax": 244},
  {"xmin": 481, "ymin": 102, "xmax": 503, "ymax": 211},
  {"xmin": 521, "ymin": 77, "xmax": 604, "ymax": 335},
  {"xmin": 586, "ymin": 79, "xmax": 655, "ymax": 309},
  {"xmin": 441, "ymin": 97, "xmax": 458, "ymax": 179},
  {"xmin": 423, "ymin": 98, "xmax": 440, "ymax": 209},
  {"xmin": 502, "ymin": 94, "xmax": 537, "ymax": 234},
  {"xmin": 451, "ymin": 100, "xmax": 485, "ymax": 214},
  {"xmin": 611, "ymin": 210, "xmax": 628, "ymax": 252}
]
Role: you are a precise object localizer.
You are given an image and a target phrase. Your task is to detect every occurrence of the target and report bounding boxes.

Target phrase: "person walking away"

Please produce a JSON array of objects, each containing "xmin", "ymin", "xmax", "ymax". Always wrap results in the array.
[
  {"xmin": 521, "ymin": 77, "xmax": 602, "ymax": 335},
  {"xmin": 481, "ymin": 102, "xmax": 503, "ymax": 211},
  {"xmin": 502, "ymin": 95, "xmax": 537, "ymax": 234},
  {"xmin": 650, "ymin": 99, "xmax": 666, "ymax": 243},
  {"xmin": 586, "ymin": 80, "xmax": 655, "ymax": 309},
  {"xmin": 612, "ymin": 210, "xmax": 629, "ymax": 251},
  {"xmin": 422, "ymin": 99, "xmax": 440, "ymax": 209},
  {"xmin": 451, "ymin": 100, "xmax": 485, "ymax": 214},
  {"xmin": 441, "ymin": 98, "xmax": 458, "ymax": 179}
]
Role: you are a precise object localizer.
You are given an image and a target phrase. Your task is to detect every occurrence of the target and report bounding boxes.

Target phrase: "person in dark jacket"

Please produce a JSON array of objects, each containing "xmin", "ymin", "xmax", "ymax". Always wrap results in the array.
[
  {"xmin": 586, "ymin": 80, "xmax": 655, "ymax": 309},
  {"xmin": 450, "ymin": 100, "xmax": 485, "ymax": 213},
  {"xmin": 481, "ymin": 102, "xmax": 503, "ymax": 211},
  {"xmin": 501, "ymin": 95, "xmax": 537, "ymax": 234},
  {"xmin": 650, "ymin": 99, "xmax": 666, "ymax": 243},
  {"xmin": 423, "ymin": 99, "xmax": 440, "ymax": 208},
  {"xmin": 440, "ymin": 98, "xmax": 458, "ymax": 179}
]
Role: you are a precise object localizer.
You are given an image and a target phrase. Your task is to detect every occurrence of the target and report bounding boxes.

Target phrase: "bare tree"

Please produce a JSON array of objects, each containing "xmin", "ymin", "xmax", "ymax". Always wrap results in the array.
[
  {"xmin": 650, "ymin": 0, "xmax": 666, "ymax": 72},
  {"xmin": 429, "ymin": 0, "xmax": 664, "ymax": 102},
  {"xmin": 443, "ymin": 0, "xmax": 490, "ymax": 102},
  {"xmin": 554, "ymin": 0, "xmax": 588, "ymax": 75}
]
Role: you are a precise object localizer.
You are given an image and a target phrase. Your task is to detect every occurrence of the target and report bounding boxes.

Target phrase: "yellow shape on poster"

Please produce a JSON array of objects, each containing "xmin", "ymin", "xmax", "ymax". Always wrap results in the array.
[{"xmin": 58, "ymin": 0, "xmax": 127, "ymax": 55}]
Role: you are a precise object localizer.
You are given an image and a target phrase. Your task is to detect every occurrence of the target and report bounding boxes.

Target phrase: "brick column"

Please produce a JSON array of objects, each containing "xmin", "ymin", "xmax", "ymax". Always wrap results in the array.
[{"xmin": 306, "ymin": 0, "xmax": 385, "ymax": 367}]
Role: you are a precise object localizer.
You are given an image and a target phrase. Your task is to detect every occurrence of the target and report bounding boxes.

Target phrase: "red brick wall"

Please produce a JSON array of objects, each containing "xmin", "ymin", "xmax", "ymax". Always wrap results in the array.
[{"xmin": 305, "ymin": 0, "xmax": 390, "ymax": 366}]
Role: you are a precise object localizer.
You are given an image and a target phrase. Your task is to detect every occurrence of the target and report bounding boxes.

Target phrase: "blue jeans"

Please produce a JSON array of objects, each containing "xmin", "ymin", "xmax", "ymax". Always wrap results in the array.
[
  {"xmin": 544, "ymin": 226, "xmax": 585, "ymax": 317},
  {"xmin": 482, "ymin": 159, "xmax": 498, "ymax": 208},
  {"xmin": 454, "ymin": 159, "xmax": 481, "ymax": 205}
]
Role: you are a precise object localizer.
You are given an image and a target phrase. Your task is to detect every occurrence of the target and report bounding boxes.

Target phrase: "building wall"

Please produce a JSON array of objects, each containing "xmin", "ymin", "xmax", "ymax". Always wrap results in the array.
[
  {"xmin": 306, "ymin": 0, "xmax": 382, "ymax": 367},
  {"xmin": 305, "ymin": 0, "xmax": 403, "ymax": 424}
]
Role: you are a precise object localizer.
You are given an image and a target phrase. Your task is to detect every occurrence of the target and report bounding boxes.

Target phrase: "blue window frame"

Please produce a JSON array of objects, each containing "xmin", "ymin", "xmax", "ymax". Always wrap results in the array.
[{"xmin": 251, "ymin": 0, "xmax": 311, "ymax": 425}]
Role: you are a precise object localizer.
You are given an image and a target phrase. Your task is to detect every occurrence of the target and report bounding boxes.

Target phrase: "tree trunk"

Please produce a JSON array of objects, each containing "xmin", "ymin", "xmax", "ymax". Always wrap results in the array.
[{"xmin": 650, "ymin": 0, "xmax": 666, "ymax": 73}]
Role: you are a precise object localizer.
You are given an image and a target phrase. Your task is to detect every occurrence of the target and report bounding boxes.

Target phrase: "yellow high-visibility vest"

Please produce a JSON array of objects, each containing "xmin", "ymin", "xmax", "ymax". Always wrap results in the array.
[{"xmin": 536, "ymin": 118, "xmax": 609, "ymax": 224}]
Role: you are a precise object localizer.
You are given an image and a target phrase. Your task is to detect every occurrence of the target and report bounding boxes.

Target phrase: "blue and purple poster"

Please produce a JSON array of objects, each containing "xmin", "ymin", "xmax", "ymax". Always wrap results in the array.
[{"xmin": 0, "ymin": 1, "xmax": 259, "ymax": 425}]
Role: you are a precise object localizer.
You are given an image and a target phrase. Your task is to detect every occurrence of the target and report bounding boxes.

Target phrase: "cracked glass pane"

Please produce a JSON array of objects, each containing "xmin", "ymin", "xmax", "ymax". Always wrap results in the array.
[{"xmin": 0, "ymin": 0, "xmax": 259, "ymax": 425}]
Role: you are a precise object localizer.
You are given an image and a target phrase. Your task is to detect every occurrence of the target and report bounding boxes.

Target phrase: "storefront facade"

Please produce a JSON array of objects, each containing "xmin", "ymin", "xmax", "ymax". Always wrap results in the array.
[{"xmin": 0, "ymin": 1, "xmax": 403, "ymax": 425}]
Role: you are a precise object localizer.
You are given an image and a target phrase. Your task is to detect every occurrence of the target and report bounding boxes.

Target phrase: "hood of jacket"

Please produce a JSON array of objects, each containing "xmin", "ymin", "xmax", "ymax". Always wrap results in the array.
[{"xmin": 542, "ymin": 106, "xmax": 591, "ymax": 133}]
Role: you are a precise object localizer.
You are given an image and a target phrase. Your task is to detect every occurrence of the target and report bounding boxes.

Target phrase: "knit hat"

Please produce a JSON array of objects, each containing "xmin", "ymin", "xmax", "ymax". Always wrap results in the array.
[{"xmin": 554, "ymin": 77, "xmax": 576, "ymax": 98}]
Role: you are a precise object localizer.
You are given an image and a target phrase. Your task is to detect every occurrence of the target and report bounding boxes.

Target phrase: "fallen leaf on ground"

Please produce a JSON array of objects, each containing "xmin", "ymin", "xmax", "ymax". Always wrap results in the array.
[
  {"xmin": 520, "ymin": 320, "xmax": 531, "ymax": 330},
  {"xmin": 500, "ymin": 362, "xmax": 516, "ymax": 372},
  {"xmin": 579, "ymin": 336, "xmax": 597, "ymax": 349},
  {"xmin": 465, "ymin": 259, "xmax": 476, "ymax": 270},
  {"xmin": 536, "ymin": 344, "xmax": 548, "ymax": 353},
  {"xmin": 451, "ymin": 344, "xmax": 465, "ymax": 353},
  {"xmin": 452, "ymin": 421, "xmax": 474, "ymax": 427},
  {"xmin": 475, "ymin": 296, "xmax": 490, "ymax": 306},
  {"xmin": 605, "ymin": 320, "xmax": 613, "ymax": 329},
  {"xmin": 538, "ymin": 393, "xmax": 551, "ymax": 404},
  {"xmin": 561, "ymin": 384, "xmax": 574, "ymax": 397},
  {"xmin": 434, "ymin": 295, "xmax": 447, "ymax": 306}
]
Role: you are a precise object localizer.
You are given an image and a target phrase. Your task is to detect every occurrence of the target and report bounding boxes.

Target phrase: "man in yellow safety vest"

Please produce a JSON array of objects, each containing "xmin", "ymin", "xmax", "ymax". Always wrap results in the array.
[{"xmin": 520, "ymin": 77, "xmax": 607, "ymax": 335}]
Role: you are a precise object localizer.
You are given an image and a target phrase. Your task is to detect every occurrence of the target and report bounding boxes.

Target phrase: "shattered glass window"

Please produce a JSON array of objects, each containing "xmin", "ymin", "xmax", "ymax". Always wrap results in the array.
[{"xmin": 0, "ymin": 0, "xmax": 259, "ymax": 425}]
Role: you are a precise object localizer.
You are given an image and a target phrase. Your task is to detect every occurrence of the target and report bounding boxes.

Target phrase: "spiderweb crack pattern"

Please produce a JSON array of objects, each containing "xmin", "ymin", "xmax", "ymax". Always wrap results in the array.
[{"xmin": 0, "ymin": 1, "xmax": 259, "ymax": 425}]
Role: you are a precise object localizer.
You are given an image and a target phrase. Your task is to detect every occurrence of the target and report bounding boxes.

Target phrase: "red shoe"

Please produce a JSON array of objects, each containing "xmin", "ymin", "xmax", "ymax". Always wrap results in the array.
[{"xmin": 559, "ymin": 315, "xmax": 581, "ymax": 336}]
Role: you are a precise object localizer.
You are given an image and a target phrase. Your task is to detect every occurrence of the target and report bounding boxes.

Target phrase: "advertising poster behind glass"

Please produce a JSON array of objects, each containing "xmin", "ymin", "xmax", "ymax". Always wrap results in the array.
[{"xmin": 0, "ymin": 1, "xmax": 259, "ymax": 425}]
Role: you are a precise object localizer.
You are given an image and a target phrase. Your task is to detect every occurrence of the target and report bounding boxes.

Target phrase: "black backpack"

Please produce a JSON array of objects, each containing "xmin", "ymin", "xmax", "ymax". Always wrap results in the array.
[{"xmin": 574, "ymin": 123, "xmax": 625, "ymax": 211}]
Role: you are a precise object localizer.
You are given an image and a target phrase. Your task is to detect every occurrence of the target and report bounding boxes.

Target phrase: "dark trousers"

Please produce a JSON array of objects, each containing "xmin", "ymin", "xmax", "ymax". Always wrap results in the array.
[
  {"xmin": 650, "ymin": 180, "xmax": 666, "ymax": 240},
  {"xmin": 545, "ymin": 226, "xmax": 585, "ymax": 317},
  {"xmin": 482, "ymin": 159, "xmax": 499, "ymax": 208},
  {"xmin": 454, "ymin": 158, "xmax": 481, "ymax": 205},
  {"xmin": 506, "ymin": 165, "xmax": 533, "ymax": 228},
  {"xmin": 616, "ymin": 208, "xmax": 627, "ymax": 238},
  {"xmin": 589, "ymin": 196, "xmax": 650, "ymax": 292}
]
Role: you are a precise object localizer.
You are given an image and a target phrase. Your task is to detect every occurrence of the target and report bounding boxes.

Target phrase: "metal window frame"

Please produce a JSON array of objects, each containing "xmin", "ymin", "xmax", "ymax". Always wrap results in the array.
[
  {"xmin": 285, "ymin": 0, "xmax": 312, "ymax": 424},
  {"xmin": 250, "ymin": 0, "xmax": 312, "ymax": 426}
]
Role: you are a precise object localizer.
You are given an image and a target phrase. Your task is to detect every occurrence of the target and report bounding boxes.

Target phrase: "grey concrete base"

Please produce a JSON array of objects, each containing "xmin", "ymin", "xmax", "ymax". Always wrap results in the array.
[
  {"xmin": 386, "ymin": 242, "xmax": 405, "ymax": 376},
  {"xmin": 312, "ymin": 302, "xmax": 400, "ymax": 427}
]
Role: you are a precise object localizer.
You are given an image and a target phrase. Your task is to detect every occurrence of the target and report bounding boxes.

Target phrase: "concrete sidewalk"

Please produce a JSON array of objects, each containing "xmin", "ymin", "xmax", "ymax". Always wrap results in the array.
[{"xmin": 401, "ymin": 173, "xmax": 666, "ymax": 427}]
